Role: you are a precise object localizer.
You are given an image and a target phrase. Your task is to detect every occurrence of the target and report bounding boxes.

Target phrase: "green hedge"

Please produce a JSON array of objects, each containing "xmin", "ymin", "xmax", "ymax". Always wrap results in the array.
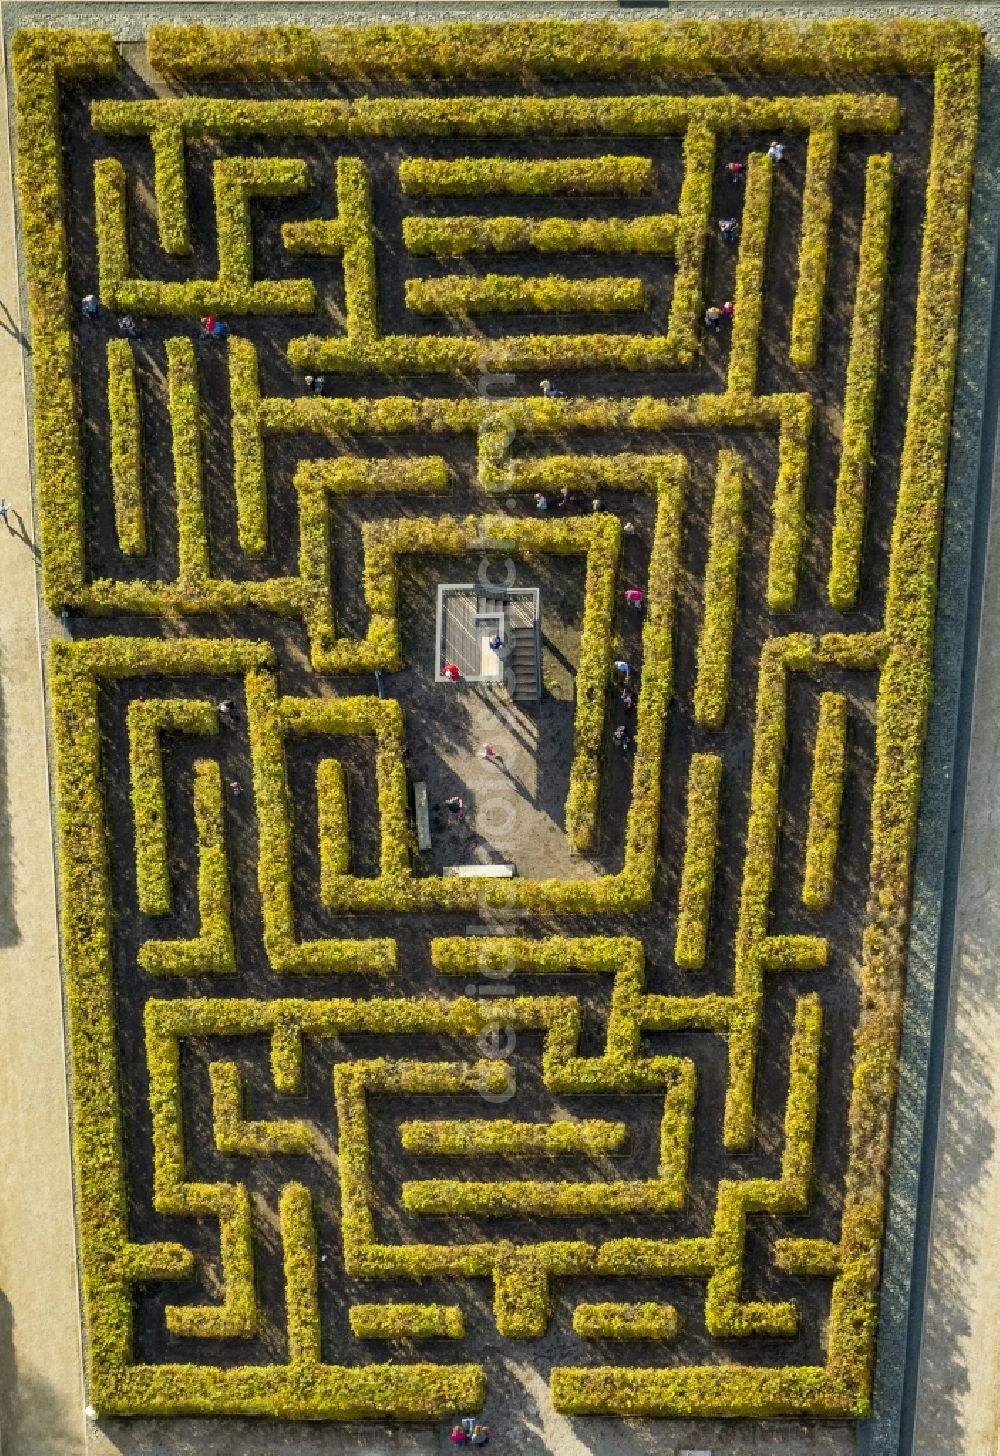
[
  {"xmin": 802, "ymin": 693, "xmax": 847, "ymax": 910},
  {"xmin": 146, "ymin": 1001, "xmax": 257, "ymax": 1338},
  {"xmin": 572, "ymin": 1303, "xmax": 681, "ymax": 1341},
  {"xmin": 127, "ymin": 696, "xmax": 218, "ymax": 914},
  {"xmin": 789, "ymin": 122, "xmax": 838, "ymax": 370},
  {"xmin": 317, "ymin": 757, "xmax": 350, "ymax": 892},
  {"xmin": 399, "ymin": 155, "xmax": 655, "ymax": 197},
  {"xmin": 147, "ymin": 19, "xmax": 978, "ymax": 81},
  {"xmin": 12, "ymin": 28, "xmax": 120, "ymax": 601},
  {"xmin": 349, "ymin": 1304, "xmax": 465, "ymax": 1340},
  {"xmin": 106, "ymin": 339, "xmax": 145, "ymax": 555},
  {"xmin": 693, "ymin": 452, "xmax": 745, "ymax": 729},
  {"xmin": 402, "ymin": 214, "xmax": 676, "ymax": 257},
  {"xmin": 727, "ymin": 151, "xmax": 772, "ymax": 397},
  {"xmin": 829, "ymin": 154, "xmax": 893, "ymax": 609},
  {"xmin": 280, "ymin": 1183, "xmax": 322, "ymax": 1364},
  {"xmin": 137, "ymin": 759, "xmax": 236, "ymax": 976},
  {"xmin": 675, "ymin": 754, "xmax": 722, "ymax": 970},
  {"xmin": 19, "ymin": 14, "xmax": 982, "ymax": 1424},
  {"xmin": 404, "ymin": 273, "xmax": 645, "ymax": 316},
  {"xmin": 210, "ymin": 1061, "xmax": 315, "ymax": 1155},
  {"xmin": 399, "ymin": 1117, "xmax": 626, "ymax": 1156},
  {"xmin": 96, "ymin": 154, "xmax": 315, "ymax": 315}
]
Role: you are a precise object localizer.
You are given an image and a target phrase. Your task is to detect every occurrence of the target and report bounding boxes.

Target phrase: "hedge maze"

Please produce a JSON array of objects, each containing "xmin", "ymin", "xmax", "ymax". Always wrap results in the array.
[{"xmin": 12, "ymin": 16, "xmax": 980, "ymax": 1426}]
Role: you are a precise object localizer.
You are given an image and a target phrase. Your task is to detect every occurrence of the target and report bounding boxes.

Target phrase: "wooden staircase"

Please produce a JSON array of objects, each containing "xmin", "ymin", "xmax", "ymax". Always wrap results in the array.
[{"xmin": 508, "ymin": 623, "xmax": 540, "ymax": 702}]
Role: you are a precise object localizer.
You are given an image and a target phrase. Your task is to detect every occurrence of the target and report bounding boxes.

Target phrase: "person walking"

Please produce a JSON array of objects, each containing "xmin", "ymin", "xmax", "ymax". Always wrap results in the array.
[
  {"xmin": 539, "ymin": 379, "xmax": 562, "ymax": 399},
  {"xmin": 612, "ymin": 725, "xmax": 630, "ymax": 751},
  {"xmin": 767, "ymin": 140, "xmax": 785, "ymax": 164},
  {"xmin": 624, "ymin": 588, "xmax": 644, "ymax": 611},
  {"xmin": 704, "ymin": 305, "xmax": 722, "ymax": 331},
  {"xmin": 720, "ymin": 299, "xmax": 734, "ymax": 321},
  {"xmin": 444, "ymin": 795, "xmax": 465, "ymax": 822},
  {"xmin": 613, "ymin": 659, "xmax": 631, "ymax": 680},
  {"xmin": 0, "ymin": 499, "xmax": 9, "ymax": 528},
  {"xmin": 81, "ymin": 293, "xmax": 99, "ymax": 320},
  {"xmin": 116, "ymin": 315, "xmax": 140, "ymax": 338},
  {"xmin": 217, "ymin": 698, "xmax": 236, "ymax": 720},
  {"xmin": 534, "ymin": 492, "xmax": 548, "ymax": 511},
  {"xmin": 557, "ymin": 485, "xmax": 571, "ymax": 509},
  {"xmin": 443, "ymin": 663, "xmax": 460, "ymax": 682},
  {"xmin": 725, "ymin": 160, "xmax": 745, "ymax": 184},
  {"xmin": 591, "ymin": 495, "xmax": 604, "ymax": 513},
  {"xmin": 488, "ymin": 632, "xmax": 503, "ymax": 653},
  {"xmin": 719, "ymin": 217, "xmax": 739, "ymax": 243},
  {"xmin": 482, "ymin": 744, "xmax": 505, "ymax": 769}
]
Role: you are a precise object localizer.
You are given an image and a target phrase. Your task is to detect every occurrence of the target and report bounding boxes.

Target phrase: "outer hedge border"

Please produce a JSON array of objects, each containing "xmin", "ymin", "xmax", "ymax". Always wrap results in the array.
[
  {"xmin": 147, "ymin": 19, "xmax": 978, "ymax": 82},
  {"xmin": 13, "ymin": 14, "xmax": 982, "ymax": 1425}
]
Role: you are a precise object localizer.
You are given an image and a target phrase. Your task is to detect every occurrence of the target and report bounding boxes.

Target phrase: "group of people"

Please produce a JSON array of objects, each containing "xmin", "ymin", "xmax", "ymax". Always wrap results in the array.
[
  {"xmin": 718, "ymin": 140, "xmax": 786, "ymax": 244},
  {"xmin": 81, "ymin": 295, "xmax": 232, "ymax": 346},
  {"xmin": 611, "ymin": 588, "xmax": 644, "ymax": 753},
  {"xmin": 450, "ymin": 1417, "xmax": 491, "ymax": 1445},
  {"xmin": 711, "ymin": 143, "xmax": 787, "ymax": 333},
  {"xmin": 82, "ymin": 294, "xmax": 141, "ymax": 339}
]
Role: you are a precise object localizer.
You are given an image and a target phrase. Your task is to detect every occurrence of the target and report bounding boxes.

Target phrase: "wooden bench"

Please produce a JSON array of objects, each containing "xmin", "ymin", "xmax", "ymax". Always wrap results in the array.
[
  {"xmin": 442, "ymin": 863, "xmax": 516, "ymax": 878},
  {"xmin": 413, "ymin": 781, "xmax": 432, "ymax": 851}
]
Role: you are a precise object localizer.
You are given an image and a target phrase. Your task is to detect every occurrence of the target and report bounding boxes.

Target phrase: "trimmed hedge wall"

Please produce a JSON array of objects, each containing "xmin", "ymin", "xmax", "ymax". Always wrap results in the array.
[
  {"xmin": 399, "ymin": 155, "xmax": 656, "ymax": 197},
  {"xmin": 572, "ymin": 1303, "xmax": 681, "ymax": 1341},
  {"xmin": 829, "ymin": 154, "xmax": 893, "ymax": 610},
  {"xmin": 802, "ymin": 693, "xmax": 848, "ymax": 910},
  {"xmin": 675, "ymin": 754, "xmax": 723, "ymax": 970},
  {"xmin": 147, "ymin": 19, "xmax": 978, "ymax": 82},
  {"xmin": 404, "ymin": 273, "xmax": 645, "ymax": 316},
  {"xmin": 15, "ymin": 12, "xmax": 982, "ymax": 1426},
  {"xmin": 402, "ymin": 213, "xmax": 677, "ymax": 257},
  {"xmin": 106, "ymin": 339, "xmax": 145, "ymax": 556},
  {"xmin": 693, "ymin": 452, "xmax": 745, "ymax": 730}
]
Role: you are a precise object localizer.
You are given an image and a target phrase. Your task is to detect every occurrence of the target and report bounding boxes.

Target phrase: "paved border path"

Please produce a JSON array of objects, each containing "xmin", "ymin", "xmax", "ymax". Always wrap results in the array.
[{"xmin": 0, "ymin": 14, "xmax": 91, "ymax": 1456}]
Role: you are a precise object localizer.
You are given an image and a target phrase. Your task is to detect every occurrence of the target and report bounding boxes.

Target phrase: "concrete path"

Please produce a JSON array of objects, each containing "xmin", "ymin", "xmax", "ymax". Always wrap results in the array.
[
  {"xmin": 0, "ymin": 18, "xmax": 91, "ymax": 1456},
  {"xmin": 910, "ymin": 435, "xmax": 1000, "ymax": 1449}
]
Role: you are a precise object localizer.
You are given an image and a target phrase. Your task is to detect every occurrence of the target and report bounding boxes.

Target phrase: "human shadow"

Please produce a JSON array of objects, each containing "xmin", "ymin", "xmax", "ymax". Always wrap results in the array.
[
  {"xmin": 0, "ymin": 1288, "xmax": 85, "ymax": 1455},
  {"xmin": 0, "ymin": 298, "xmax": 31, "ymax": 353},
  {"xmin": 2, "ymin": 508, "xmax": 39, "ymax": 563}
]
